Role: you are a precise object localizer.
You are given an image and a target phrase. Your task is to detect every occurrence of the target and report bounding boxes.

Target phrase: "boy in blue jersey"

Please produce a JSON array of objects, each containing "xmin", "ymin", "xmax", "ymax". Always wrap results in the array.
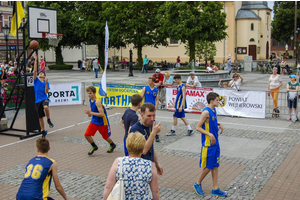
[
  {"xmin": 33, "ymin": 53, "xmax": 54, "ymax": 139},
  {"xmin": 166, "ymin": 74, "xmax": 194, "ymax": 136},
  {"xmin": 119, "ymin": 94, "xmax": 143, "ymax": 156},
  {"xmin": 16, "ymin": 138, "xmax": 68, "ymax": 200},
  {"xmin": 141, "ymin": 76, "xmax": 160, "ymax": 142},
  {"xmin": 84, "ymin": 86, "xmax": 116, "ymax": 155},
  {"xmin": 193, "ymin": 92, "xmax": 228, "ymax": 197}
]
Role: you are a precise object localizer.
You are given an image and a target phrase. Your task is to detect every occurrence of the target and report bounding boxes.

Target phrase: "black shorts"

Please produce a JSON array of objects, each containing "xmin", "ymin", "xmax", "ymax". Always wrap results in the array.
[
  {"xmin": 287, "ymin": 98, "xmax": 297, "ymax": 109},
  {"xmin": 35, "ymin": 99, "xmax": 49, "ymax": 118}
]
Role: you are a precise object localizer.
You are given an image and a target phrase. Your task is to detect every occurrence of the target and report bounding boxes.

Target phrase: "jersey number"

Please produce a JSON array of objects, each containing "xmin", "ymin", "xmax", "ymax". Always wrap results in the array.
[{"xmin": 24, "ymin": 164, "xmax": 43, "ymax": 179}]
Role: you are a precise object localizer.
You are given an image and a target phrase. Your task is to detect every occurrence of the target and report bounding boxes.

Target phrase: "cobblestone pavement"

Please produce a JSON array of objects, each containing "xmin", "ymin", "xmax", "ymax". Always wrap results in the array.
[{"xmin": 1, "ymin": 70, "xmax": 300, "ymax": 199}]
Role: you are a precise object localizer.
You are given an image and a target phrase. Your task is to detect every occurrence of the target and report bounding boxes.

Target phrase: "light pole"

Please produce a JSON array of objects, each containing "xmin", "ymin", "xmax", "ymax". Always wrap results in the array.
[
  {"xmin": 2, "ymin": 25, "xmax": 9, "ymax": 63},
  {"xmin": 291, "ymin": 28, "xmax": 300, "ymax": 66}
]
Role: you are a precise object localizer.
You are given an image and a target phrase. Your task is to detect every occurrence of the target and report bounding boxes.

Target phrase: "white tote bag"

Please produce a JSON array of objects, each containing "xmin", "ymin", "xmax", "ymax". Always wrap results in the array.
[{"xmin": 107, "ymin": 157, "xmax": 125, "ymax": 200}]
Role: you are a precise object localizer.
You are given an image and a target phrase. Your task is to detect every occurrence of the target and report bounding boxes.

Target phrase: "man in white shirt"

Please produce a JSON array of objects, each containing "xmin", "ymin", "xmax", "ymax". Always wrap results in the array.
[{"xmin": 186, "ymin": 71, "xmax": 202, "ymax": 88}]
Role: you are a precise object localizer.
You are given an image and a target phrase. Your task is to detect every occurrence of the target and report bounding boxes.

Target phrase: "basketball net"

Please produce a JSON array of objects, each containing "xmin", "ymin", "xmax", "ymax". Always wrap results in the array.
[{"xmin": 42, "ymin": 33, "xmax": 63, "ymax": 47}]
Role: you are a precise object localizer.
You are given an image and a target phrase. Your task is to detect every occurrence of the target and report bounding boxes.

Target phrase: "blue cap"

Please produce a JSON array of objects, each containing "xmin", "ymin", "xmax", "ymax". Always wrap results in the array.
[{"xmin": 290, "ymin": 74, "xmax": 296, "ymax": 78}]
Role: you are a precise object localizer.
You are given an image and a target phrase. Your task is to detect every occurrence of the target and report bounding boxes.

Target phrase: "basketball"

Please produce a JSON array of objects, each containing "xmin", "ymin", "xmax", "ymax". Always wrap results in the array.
[{"xmin": 30, "ymin": 40, "xmax": 39, "ymax": 49}]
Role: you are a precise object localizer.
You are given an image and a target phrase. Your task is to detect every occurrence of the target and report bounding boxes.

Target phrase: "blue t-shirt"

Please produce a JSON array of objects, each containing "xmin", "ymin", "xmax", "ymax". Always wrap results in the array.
[
  {"xmin": 175, "ymin": 83, "xmax": 187, "ymax": 110},
  {"xmin": 201, "ymin": 107, "xmax": 219, "ymax": 147},
  {"xmin": 34, "ymin": 78, "xmax": 50, "ymax": 103},
  {"xmin": 144, "ymin": 58, "xmax": 149, "ymax": 65},
  {"xmin": 144, "ymin": 86, "xmax": 158, "ymax": 106},
  {"xmin": 122, "ymin": 108, "xmax": 139, "ymax": 140},
  {"xmin": 90, "ymin": 99, "xmax": 109, "ymax": 126},
  {"xmin": 16, "ymin": 156, "xmax": 55, "ymax": 200},
  {"xmin": 164, "ymin": 76, "xmax": 173, "ymax": 84},
  {"xmin": 130, "ymin": 121, "xmax": 154, "ymax": 162}
]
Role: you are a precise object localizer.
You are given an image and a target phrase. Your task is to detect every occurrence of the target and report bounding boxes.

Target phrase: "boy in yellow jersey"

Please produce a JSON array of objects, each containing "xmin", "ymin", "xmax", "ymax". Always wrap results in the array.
[
  {"xmin": 16, "ymin": 138, "xmax": 68, "ymax": 200},
  {"xmin": 84, "ymin": 86, "xmax": 116, "ymax": 155},
  {"xmin": 193, "ymin": 92, "xmax": 228, "ymax": 197}
]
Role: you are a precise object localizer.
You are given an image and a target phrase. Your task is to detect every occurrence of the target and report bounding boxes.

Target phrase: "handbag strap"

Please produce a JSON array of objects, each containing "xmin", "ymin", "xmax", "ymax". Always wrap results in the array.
[{"xmin": 119, "ymin": 157, "xmax": 123, "ymax": 180}]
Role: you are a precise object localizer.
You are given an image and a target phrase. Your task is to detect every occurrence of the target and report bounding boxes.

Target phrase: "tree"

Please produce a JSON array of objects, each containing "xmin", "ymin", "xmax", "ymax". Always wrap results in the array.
[
  {"xmin": 25, "ymin": 1, "xmax": 83, "ymax": 65},
  {"xmin": 185, "ymin": 41, "xmax": 217, "ymax": 66},
  {"xmin": 271, "ymin": 1, "xmax": 300, "ymax": 42},
  {"xmin": 73, "ymin": 2, "xmax": 107, "ymax": 67},
  {"xmin": 157, "ymin": 1, "xmax": 227, "ymax": 62},
  {"xmin": 102, "ymin": 1, "xmax": 168, "ymax": 67}
]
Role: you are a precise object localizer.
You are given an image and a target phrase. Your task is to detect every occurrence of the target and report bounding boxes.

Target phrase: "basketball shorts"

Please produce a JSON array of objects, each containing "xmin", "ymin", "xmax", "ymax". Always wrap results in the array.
[
  {"xmin": 199, "ymin": 145, "xmax": 220, "ymax": 170},
  {"xmin": 84, "ymin": 122, "xmax": 111, "ymax": 140},
  {"xmin": 35, "ymin": 99, "xmax": 49, "ymax": 118},
  {"xmin": 173, "ymin": 108, "xmax": 185, "ymax": 118}
]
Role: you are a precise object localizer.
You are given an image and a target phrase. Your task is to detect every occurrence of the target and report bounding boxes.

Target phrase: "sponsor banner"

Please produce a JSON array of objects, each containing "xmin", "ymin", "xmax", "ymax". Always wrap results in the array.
[
  {"xmin": 48, "ymin": 82, "xmax": 82, "ymax": 106},
  {"xmin": 166, "ymin": 86, "xmax": 213, "ymax": 113},
  {"xmin": 93, "ymin": 83, "xmax": 146, "ymax": 107},
  {"xmin": 213, "ymin": 88, "xmax": 265, "ymax": 118}
]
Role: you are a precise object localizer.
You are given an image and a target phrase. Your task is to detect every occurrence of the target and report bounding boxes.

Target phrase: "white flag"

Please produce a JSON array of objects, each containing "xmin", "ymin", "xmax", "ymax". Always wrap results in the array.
[{"xmin": 99, "ymin": 22, "xmax": 109, "ymax": 96}]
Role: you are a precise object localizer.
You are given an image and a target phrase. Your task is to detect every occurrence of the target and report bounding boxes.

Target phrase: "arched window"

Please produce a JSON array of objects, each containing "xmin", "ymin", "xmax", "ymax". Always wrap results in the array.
[
  {"xmin": 251, "ymin": 23, "xmax": 254, "ymax": 31},
  {"xmin": 250, "ymin": 38, "xmax": 255, "ymax": 42}
]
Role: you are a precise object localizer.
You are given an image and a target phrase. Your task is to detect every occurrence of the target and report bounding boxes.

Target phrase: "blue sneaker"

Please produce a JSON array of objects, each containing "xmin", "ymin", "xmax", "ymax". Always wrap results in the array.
[
  {"xmin": 193, "ymin": 182, "xmax": 204, "ymax": 195},
  {"xmin": 211, "ymin": 188, "xmax": 228, "ymax": 197},
  {"xmin": 42, "ymin": 131, "xmax": 48, "ymax": 138}
]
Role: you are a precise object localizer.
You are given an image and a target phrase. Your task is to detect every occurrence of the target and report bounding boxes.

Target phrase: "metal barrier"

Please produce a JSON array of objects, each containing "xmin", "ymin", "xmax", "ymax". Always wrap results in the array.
[{"xmin": 266, "ymin": 90, "xmax": 298, "ymax": 121}]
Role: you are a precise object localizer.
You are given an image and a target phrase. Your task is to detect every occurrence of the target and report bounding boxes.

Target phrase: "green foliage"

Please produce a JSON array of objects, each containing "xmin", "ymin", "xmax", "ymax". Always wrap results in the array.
[
  {"xmin": 157, "ymin": 1, "xmax": 227, "ymax": 62},
  {"xmin": 289, "ymin": 55, "xmax": 293, "ymax": 59},
  {"xmin": 271, "ymin": 1, "xmax": 300, "ymax": 42},
  {"xmin": 26, "ymin": 1, "xmax": 83, "ymax": 65},
  {"xmin": 74, "ymin": 2, "xmax": 107, "ymax": 67},
  {"xmin": 48, "ymin": 65, "xmax": 73, "ymax": 70},
  {"xmin": 185, "ymin": 41, "xmax": 217, "ymax": 63},
  {"xmin": 103, "ymin": 1, "xmax": 168, "ymax": 67}
]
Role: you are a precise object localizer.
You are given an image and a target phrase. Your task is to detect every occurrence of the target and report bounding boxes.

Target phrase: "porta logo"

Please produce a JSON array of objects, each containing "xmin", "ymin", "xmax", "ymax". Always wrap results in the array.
[
  {"xmin": 48, "ymin": 86, "xmax": 79, "ymax": 102},
  {"xmin": 219, "ymin": 96, "xmax": 227, "ymax": 107}
]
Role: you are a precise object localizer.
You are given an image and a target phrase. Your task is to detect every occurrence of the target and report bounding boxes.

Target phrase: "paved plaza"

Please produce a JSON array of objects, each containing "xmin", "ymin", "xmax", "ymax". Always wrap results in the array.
[{"xmin": 1, "ymin": 67, "xmax": 300, "ymax": 199}]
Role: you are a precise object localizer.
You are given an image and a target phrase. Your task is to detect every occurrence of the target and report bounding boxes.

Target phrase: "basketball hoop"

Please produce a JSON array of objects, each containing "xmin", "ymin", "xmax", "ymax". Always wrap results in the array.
[{"xmin": 42, "ymin": 33, "xmax": 63, "ymax": 47}]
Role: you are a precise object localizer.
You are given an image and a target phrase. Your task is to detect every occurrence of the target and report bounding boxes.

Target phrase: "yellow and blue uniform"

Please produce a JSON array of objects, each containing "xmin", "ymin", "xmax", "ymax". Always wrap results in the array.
[
  {"xmin": 16, "ymin": 156, "xmax": 55, "ymax": 200},
  {"xmin": 199, "ymin": 107, "xmax": 220, "ymax": 170},
  {"xmin": 84, "ymin": 99, "xmax": 111, "ymax": 139},
  {"xmin": 173, "ymin": 83, "xmax": 187, "ymax": 118},
  {"xmin": 144, "ymin": 86, "xmax": 158, "ymax": 106}
]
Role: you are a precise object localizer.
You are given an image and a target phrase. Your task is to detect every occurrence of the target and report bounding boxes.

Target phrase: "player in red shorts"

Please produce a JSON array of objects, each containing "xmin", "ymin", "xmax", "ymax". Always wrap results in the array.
[{"xmin": 84, "ymin": 86, "xmax": 116, "ymax": 155}]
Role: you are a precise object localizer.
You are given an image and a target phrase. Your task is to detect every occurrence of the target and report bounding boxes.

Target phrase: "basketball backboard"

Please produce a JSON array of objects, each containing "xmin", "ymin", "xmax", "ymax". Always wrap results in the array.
[{"xmin": 28, "ymin": 6, "xmax": 57, "ymax": 39}]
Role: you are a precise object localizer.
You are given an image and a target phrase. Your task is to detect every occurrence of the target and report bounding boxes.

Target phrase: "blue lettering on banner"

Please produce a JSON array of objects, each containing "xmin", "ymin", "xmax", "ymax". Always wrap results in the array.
[
  {"xmin": 116, "ymin": 95, "xmax": 121, "ymax": 104},
  {"xmin": 110, "ymin": 96, "xmax": 115, "ymax": 105},
  {"xmin": 122, "ymin": 95, "xmax": 127, "ymax": 106}
]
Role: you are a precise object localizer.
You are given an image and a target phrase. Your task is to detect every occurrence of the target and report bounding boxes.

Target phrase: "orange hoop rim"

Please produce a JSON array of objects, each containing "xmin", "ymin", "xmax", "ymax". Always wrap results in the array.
[{"xmin": 42, "ymin": 32, "xmax": 63, "ymax": 39}]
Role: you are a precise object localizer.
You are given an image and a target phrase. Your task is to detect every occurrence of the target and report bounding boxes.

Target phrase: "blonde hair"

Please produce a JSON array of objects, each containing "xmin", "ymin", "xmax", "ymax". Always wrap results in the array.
[
  {"xmin": 126, "ymin": 132, "xmax": 146, "ymax": 156},
  {"xmin": 164, "ymin": 71, "xmax": 170, "ymax": 77}
]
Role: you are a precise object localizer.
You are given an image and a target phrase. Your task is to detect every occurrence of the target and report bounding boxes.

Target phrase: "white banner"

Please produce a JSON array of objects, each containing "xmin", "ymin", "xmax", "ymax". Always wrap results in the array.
[
  {"xmin": 213, "ymin": 88, "xmax": 265, "ymax": 118},
  {"xmin": 48, "ymin": 82, "xmax": 82, "ymax": 106},
  {"xmin": 166, "ymin": 86, "xmax": 212, "ymax": 113}
]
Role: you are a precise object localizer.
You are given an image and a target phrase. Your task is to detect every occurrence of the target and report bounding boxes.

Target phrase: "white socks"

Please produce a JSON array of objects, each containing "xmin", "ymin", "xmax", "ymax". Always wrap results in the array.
[
  {"xmin": 187, "ymin": 125, "xmax": 192, "ymax": 130},
  {"xmin": 172, "ymin": 126, "xmax": 176, "ymax": 131}
]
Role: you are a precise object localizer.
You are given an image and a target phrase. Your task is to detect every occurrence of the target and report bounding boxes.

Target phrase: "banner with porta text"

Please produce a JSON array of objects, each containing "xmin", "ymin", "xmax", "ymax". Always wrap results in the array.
[
  {"xmin": 213, "ymin": 88, "xmax": 266, "ymax": 118},
  {"xmin": 48, "ymin": 82, "xmax": 82, "ymax": 106},
  {"xmin": 166, "ymin": 86, "xmax": 213, "ymax": 113},
  {"xmin": 93, "ymin": 82, "xmax": 145, "ymax": 107}
]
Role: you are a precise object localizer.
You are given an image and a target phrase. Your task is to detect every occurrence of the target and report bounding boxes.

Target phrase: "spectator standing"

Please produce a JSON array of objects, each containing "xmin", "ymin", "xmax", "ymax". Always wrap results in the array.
[
  {"xmin": 229, "ymin": 73, "xmax": 243, "ymax": 91},
  {"xmin": 268, "ymin": 68, "xmax": 283, "ymax": 116},
  {"xmin": 40, "ymin": 57, "xmax": 46, "ymax": 73},
  {"xmin": 103, "ymin": 132, "xmax": 160, "ymax": 200},
  {"xmin": 119, "ymin": 94, "xmax": 143, "ymax": 156},
  {"xmin": 186, "ymin": 71, "xmax": 202, "ymax": 88},
  {"xmin": 225, "ymin": 57, "xmax": 231, "ymax": 75},
  {"xmin": 153, "ymin": 69, "xmax": 164, "ymax": 108},
  {"xmin": 161, "ymin": 71, "xmax": 173, "ymax": 109},
  {"xmin": 275, "ymin": 52, "xmax": 281, "ymax": 74},
  {"xmin": 176, "ymin": 56, "xmax": 180, "ymax": 68},
  {"xmin": 286, "ymin": 74, "xmax": 299, "ymax": 121},
  {"xmin": 92, "ymin": 58, "xmax": 100, "ymax": 78},
  {"xmin": 142, "ymin": 55, "xmax": 149, "ymax": 73},
  {"xmin": 121, "ymin": 58, "xmax": 127, "ymax": 69}
]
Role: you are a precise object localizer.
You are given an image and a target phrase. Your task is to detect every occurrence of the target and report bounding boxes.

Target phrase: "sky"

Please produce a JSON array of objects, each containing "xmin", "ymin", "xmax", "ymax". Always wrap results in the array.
[{"xmin": 267, "ymin": 1, "xmax": 275, "ymax": 20}]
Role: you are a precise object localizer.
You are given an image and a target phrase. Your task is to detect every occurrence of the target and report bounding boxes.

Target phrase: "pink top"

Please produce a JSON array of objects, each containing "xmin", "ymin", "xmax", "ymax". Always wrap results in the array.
[
  {"xmin": 177, "ymin": 57, "xmax": 180, "ymax": 63},
  {"xmin": 40, "ymin": 61, "xmax": 46, "ymax": 72}
]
